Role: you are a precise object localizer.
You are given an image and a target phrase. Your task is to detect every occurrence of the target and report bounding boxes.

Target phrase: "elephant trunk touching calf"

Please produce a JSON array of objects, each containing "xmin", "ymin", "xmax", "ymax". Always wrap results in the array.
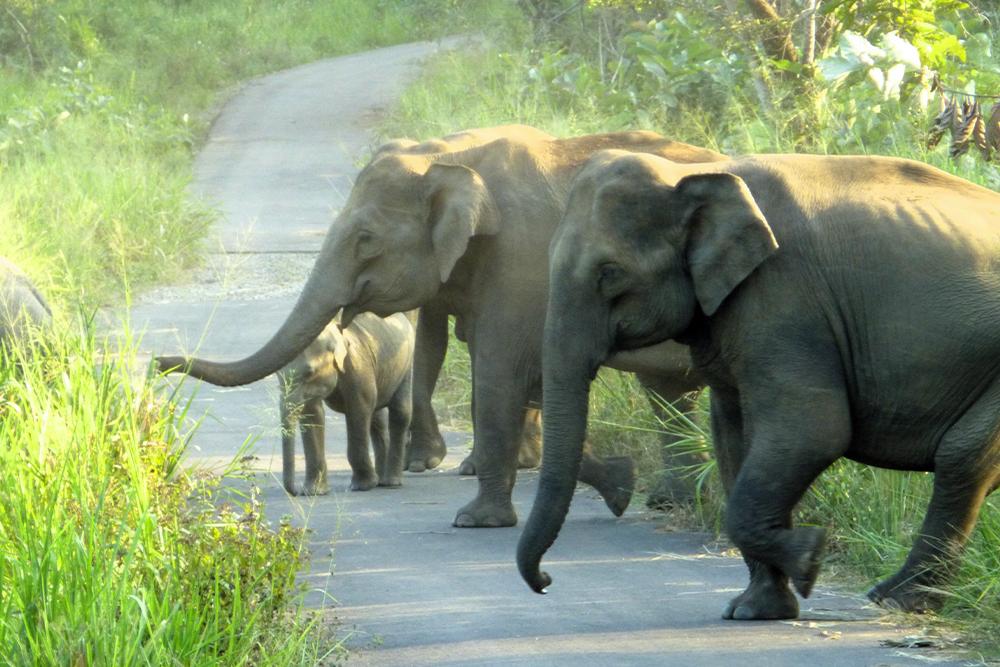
[{"xmin": 156, "ymin": 124, "xmax": 726, "ymax": 529}]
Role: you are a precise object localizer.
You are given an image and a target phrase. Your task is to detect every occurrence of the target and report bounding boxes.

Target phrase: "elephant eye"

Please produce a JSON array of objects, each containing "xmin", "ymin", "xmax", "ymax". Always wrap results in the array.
[
  {"xmin": 598, "ymin": 263, "xmax": 627, "ymax": 298},
  {"xmin": 356, "ymin": 230, "xmax": 383, "ymax": 261}
]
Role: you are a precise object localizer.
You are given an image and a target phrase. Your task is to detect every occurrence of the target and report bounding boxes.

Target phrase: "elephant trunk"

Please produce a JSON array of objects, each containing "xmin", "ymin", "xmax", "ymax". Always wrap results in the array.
[
  {"xmin": 156, "ymin": 269, "xmax": 345, "ymax": 387},
  {"xmin": 517, "ymin": 309, "xmax": 602, "ymax": 593}
]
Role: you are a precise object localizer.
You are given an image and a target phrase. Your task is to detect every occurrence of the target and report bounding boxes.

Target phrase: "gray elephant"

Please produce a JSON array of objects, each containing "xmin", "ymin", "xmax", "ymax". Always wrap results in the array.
[
  {"xmin": 0, "ymin": 257, "xmax": 52, "ymax": 346},
  {"xmin": 276, "ymin": 311, "xmax": 414, "ymax": 495},
  {"xmin": 518, "ymin": 150, "xmax": 1000, "ymax": 620},
  {"xmin": 157, "ymin": 126, "xmax": 723, "ymax": 527}
]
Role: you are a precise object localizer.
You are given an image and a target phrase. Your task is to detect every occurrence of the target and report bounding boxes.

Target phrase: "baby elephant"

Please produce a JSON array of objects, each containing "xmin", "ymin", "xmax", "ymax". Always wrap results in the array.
[{"xmin": 278, "ymin": 311, "xmax": 414, "ymax": 495}]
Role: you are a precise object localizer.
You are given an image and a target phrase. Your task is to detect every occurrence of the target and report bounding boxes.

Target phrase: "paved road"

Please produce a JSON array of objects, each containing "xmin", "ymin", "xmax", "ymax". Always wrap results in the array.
[{"xmin": 128, "ymin": 40, "xmax": 970, "ymax": 666}]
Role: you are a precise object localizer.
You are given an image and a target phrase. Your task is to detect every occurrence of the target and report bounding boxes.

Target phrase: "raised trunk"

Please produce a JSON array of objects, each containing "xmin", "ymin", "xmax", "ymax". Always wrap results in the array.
[
  {"xmin": 517, "ymin": 333, "xmax": 597, "ymax": 593},
  {"xmin": 156, "ymin": 268, "xmax": 345, "ymax": 387}
]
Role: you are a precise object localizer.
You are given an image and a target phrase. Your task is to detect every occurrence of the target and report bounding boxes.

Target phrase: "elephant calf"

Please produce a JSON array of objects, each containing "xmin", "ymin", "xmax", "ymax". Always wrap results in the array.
[
  {"xmin": 0, "ymin": 257, "xmax": 52, "ymax": 347},
  {"xmin": 277, "ymin": 311, "xmax": 414, "ymax": 495}
]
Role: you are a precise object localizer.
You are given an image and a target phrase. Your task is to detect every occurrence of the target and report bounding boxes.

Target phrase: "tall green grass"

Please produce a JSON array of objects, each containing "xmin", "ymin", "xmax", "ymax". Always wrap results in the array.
[
  {"xmin": 1, "ymin": 0, "xmax": 487, "ymax": 309},
  {"xmin": 0, "ymin": 2, "xmax": 491, "ymax": 661},
  {"xmin": 0, "ymin": 325, "xmax": 331, "ymax": 664}
]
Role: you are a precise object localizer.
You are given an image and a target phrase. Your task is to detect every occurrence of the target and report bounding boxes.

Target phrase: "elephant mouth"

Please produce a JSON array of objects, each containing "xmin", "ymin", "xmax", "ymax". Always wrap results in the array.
[{"xmin": 342, "ymin": 280, "xmax": 372, "ymax": 327}]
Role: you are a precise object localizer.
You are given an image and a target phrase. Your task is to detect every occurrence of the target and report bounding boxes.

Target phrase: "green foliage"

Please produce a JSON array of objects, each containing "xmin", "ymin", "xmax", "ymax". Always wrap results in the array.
[
  {"xmin": 1, "ymin": 0, "xmax": 471, "ymax": 311},
  {"xmin": 0, "ymin": 325, "xmax": 327, "ymax": 665}
]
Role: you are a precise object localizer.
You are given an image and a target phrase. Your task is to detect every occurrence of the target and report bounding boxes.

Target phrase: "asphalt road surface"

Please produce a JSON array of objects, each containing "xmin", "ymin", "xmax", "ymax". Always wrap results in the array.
[{"xmin": 127, "ymin": 39, "xmax": 972, "ymax": 666}]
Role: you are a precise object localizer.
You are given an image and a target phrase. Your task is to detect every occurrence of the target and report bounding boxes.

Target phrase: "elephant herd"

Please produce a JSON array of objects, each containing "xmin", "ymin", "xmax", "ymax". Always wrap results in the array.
[{"xmin": 138, "ymin": 124, "xmax": 1000, "ymax": 621}]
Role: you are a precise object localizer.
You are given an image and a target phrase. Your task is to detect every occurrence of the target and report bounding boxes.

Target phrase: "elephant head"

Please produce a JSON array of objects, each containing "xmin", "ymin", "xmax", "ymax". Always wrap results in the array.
[
  {"xmin": 517, "ymin": 152, "xmax": 778, "ymax": 593},
  {"xmin": 156, "ymin": 149, "xmax": 500, "ymax": 386}
]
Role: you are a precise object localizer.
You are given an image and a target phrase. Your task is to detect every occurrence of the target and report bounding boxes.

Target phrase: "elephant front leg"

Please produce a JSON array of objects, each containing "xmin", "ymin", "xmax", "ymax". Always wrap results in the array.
[
  {"xmin": 279, "ymin": 391, "xmax": 300, "ymax": 495},
  {"xmin": 299, "ymin": 398, "xmax": 330, "ymax": 496},
  {"xmin": 723, "ymin": 379, "xmax": 851, "ymax": 618},
  {"xmin": 407, "ymin": 305, "xmax": 449, "ymax": 472},
  {"xmin": 711, "ymin": 388, "xmax": 798, "ymax": 620},
  {"xmin": 453, "ymin": 347, "xmax": 523, "ymax": 528}
]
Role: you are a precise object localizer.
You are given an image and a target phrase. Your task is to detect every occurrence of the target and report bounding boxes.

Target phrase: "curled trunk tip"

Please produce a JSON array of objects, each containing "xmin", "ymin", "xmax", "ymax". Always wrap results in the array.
[{"xmin": 517, "ymin": 546, "xmax": 553, "ymax": 594}]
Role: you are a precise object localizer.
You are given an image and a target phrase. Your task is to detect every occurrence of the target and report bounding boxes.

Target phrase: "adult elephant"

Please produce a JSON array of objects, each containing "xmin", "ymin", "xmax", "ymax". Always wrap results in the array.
[
  {"xmin": 0, "ymin": 257, "xmax": 52, "ymax": 345},
  {"xmin": 519, "ymin": 151, "xmax": 1000, "ymax": 619},
  {"xmin": 157, "ymin": 126, "xmax": 722, "ymax": 527}
]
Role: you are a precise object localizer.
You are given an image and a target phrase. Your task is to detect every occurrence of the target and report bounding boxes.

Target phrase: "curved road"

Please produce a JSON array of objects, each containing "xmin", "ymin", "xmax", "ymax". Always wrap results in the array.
[{"xmin": 130, "ymin": 40, "xmax": 967, "ymax": 666}]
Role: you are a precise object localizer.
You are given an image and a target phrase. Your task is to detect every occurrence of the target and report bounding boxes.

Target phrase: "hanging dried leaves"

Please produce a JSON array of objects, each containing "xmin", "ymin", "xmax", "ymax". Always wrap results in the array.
[
  {"xmin": 929, "ymin": 91, "xmax": 1000, "ymax": 162},
  {"xmin": 984, "ymin": 102, "xmax": 1000, "ymax": 162}
]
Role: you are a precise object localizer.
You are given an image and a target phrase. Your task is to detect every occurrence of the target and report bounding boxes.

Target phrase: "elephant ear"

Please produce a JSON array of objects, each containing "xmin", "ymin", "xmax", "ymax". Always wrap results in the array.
[
  {"xmin": 330, "ymin": 324, "xmax": 349, "ymax": 373},
  {"xmin": 677, "ymin": 173, "xmax": 779, "ymax": 316},
  {"xmin": 423, "ymin": 163, "xmax": 500, "ymax": 283}
]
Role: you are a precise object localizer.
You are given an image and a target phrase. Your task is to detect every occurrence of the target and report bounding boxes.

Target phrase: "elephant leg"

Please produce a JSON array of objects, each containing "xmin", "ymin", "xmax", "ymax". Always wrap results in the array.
[
  {"xmin": 346, "ymin": 403, "xmax": 378, "ymax": 491},
  {"xmin": 461, "ymin": 407, "xmax": 542, "ymax": 474},
  {"xmin": 453, "ymin": 340, "xmax": 524, "ymax": 528},
  {"xmin": 639, "ymin": 373, "xmax": 709, "ymax": 509},
  {"xmin": 517, "ymin": 408, "xmax": 543, "ymax": 468},
  {"xmin": 408, "ymin": 304, "xmax": 449, "ymax": 472},
  {"xmin": 381, "ymin": 374, "xmax": 413, "ymax": 488},
  {"xmin": 868, "ymin": 386, "xmax": 1000, "ymax": 612},
  {"xmin": 725, "ymin": 378, "xmax": 851, "ymax": 616},
  {"xmin": 299, "ymin": 398, "xmax": 330, "ymax": 496},
  {"xmin": 578, "ymin": 440, "xmax": 636, "ymax": 517},
  {"xmin": 370, "ymin": 408, "xmax": 390, "ymax": 484},
  {"xmin": 279, "ymin": 388, "xmax": 300, "ymax": 496},
  {"xmin": 711, "ymin": 388, "xmax": 797, "ymax": 620}
]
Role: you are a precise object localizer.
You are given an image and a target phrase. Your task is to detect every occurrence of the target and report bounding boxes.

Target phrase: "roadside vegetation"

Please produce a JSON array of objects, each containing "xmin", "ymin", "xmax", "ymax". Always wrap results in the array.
[
  {"xmin": 382, "ymin": 0, "xmax": 1000, "ymax": 652},
  {"xmin": 0, "ymin": 0, "xmax": 474, "ymax": 663}
]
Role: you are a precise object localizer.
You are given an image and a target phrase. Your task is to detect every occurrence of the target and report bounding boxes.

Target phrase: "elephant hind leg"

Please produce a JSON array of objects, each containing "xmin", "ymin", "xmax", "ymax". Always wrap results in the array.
[
  {"xmin": 370, "ymin": 409, "xmax": 390, "ymax": 484},
  {"xmin": 381, "ymin": 376, "xmax": 413, "ymax": 488},
  {"xmin": 868, "ymin": 387, "xmax": 1000, "ymax": 613}
]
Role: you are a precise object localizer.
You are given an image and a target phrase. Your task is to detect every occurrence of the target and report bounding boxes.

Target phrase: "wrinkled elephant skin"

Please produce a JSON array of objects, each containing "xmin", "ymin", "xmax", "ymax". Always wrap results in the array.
[
  {"xmin": 521, "ymin": 151, "xmax": 1000, "ymax": 620},
  {"xmin": 278, "ymin": 312, "xmax": 413, "ymax": 495}
]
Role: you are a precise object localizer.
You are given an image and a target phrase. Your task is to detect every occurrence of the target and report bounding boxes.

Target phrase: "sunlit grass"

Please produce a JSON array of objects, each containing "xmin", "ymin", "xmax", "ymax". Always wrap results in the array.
[{"xmin": 0, "ymin": 323, "xmax": 332, "ymax": 665}]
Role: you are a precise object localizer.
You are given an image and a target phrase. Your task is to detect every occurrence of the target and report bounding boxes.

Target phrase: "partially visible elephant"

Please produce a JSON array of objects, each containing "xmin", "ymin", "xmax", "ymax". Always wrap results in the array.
[
  {"xmin": 519, "ymin": 151, "xmax": 1000, "ymax": 619},
  {"xmin": 157, "ymin": 126, "xmax": 724, "ymax": 528},
  {"xmin": 0, "ymin": 257, "xmax": 52, "ymax": 346},
  {"xmin": 276, "ymin": 311, "xmax": 414, "ymax": 495}
]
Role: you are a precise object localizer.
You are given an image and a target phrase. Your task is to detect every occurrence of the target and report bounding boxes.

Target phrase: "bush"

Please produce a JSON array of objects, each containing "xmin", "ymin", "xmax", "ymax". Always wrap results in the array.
[{"xmin": 0, "ymin": 325, "xmax": 325, "ymax": 664}]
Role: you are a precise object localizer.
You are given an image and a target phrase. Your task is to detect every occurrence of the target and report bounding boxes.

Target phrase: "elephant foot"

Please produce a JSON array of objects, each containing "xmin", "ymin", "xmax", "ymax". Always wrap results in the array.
[
  {"xmin": 458, "ymin": 453, "xmax": 477, "ymax": 476},
  {"xmin": 723, "ymin": 578, "xmax": 799, "ymax": 620},
  {"xmin": 378, "ymin": 475, "xmax": 403, "ymax": 488},
  {"xmin": 407, "ymin": 433, "xmax": 447, "ymax": 473},
  {"xmin": 350, "ymin": 473, "xmax": 379, "ymax": 491},
  {"xmin": 867, "ymin": 574, "xmax": 943, "ymax": 613},
  {"xmin": 645, "ymin": 470, "xmax": 699, "ymax": 510},
  {"xmin": 593, "ymin": 456, "xmax": 636, "ymax": 517},
  {"xmin": 299, "ymin": 478, "xmax": 330, "ymax": 496},
  {"xmin": 453, "ymin": 495, "xmax": 517, "ymax": 528},
  {"xmin": 783, "ymin": 526, "xmax": 827, "ymax": 598}
]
